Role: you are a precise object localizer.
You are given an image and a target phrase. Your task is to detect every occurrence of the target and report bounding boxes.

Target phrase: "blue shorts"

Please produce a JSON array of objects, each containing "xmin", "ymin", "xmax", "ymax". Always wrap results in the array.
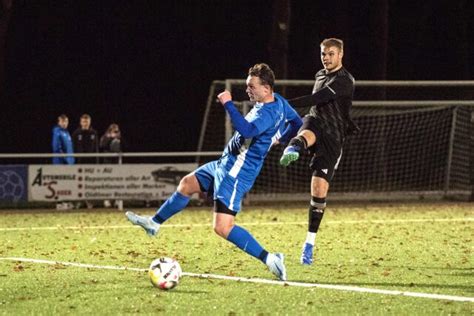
[{"xmin": 194, "ymin": 160, "xmax": 250, "ymax": 213}]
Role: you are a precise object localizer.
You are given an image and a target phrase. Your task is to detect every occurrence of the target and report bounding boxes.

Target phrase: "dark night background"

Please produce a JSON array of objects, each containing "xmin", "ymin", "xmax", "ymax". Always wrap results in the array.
[{"xmin": 0, "ymin": 0, "xmax": 472, "ymax": 154}]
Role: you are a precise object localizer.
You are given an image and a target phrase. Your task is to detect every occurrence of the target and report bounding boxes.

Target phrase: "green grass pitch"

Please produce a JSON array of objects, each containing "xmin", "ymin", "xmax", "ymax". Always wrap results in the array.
[{"xmin": 0, "ymin": 203, "xmax": 472, "ymax": 315}]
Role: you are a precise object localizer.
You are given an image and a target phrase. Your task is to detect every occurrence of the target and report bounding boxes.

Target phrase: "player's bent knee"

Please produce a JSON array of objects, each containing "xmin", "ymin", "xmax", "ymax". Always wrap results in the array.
[
  {"xmin": 213, "ymin": 223, "xmax": 233, "ymax": 238},
  {"xmin": 300, "ymin": 130, "xmax": 316, "ymax": 147},
  {"xmin": 213, "ymin": 211, "xmax": 235, "ymax": 238},
  {"xmin": 177, "ymin": 174, "xmax": 200, "ymax": 196}
]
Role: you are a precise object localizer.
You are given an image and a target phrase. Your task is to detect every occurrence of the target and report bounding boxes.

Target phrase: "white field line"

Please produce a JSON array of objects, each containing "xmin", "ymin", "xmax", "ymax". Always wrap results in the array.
[
  {"xmin": 0, "ymin": 257, "xmax": 473, "ymax": 303},
  {"xmin": 0, "ymin": 217, "xmax": 472, "ymax": 232}
]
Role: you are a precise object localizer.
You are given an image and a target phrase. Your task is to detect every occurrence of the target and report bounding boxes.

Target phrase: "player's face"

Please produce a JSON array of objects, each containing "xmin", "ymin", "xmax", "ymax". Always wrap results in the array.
[
  {"xmin": 58, "ymin": 118, "xmax": 68, "ymax": 129},
  {"xmin": 246, "ymin": 75, "xmax": 271, "ymax": 103},
  {"xmin": 80, "ymin": 118, "xmax": 91, "ymax": 130},
  {"xmin": 321, "ymin": 45, "xmax": 343, "ymax": 73}
]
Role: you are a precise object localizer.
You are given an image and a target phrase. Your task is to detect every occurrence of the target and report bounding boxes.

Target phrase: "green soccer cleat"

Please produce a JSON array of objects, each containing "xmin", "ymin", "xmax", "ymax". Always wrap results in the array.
[{"xmin": 279, "ymin": 146, "xmax": 300, "ymax": 167}]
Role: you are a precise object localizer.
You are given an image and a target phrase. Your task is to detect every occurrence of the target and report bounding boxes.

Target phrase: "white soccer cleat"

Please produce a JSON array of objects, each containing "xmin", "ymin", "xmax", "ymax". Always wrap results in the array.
[
  {"xmin": 266, "ymin": 253, "xmax": 287, "ymax": 281},
  {"xmin": 125, "ymin": 211, "xmax": 160, "ymax": 237}
]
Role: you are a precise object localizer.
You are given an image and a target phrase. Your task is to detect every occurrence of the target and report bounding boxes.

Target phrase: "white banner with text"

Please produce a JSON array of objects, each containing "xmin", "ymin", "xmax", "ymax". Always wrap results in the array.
[{"xmin": 28, "ymin": 164, "xmax": 197, "ymax": 202}]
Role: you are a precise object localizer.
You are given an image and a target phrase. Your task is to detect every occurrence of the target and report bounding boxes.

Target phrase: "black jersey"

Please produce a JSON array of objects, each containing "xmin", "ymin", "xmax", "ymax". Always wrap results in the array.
[{"xmin": 308, "ymin": 67, "xmax": 356, "ymax": 143}]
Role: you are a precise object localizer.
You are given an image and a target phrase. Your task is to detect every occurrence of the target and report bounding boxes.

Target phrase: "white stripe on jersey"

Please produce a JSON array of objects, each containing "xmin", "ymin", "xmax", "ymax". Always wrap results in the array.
[
  {"xmin": 334, "ymin": 149, "xmax": 343, "ymax": 170},
  {"xmin": 229, "ymin": 179, "xmax": 239, "ymax": 211},
  {"xmin": 229, "ymin": 149, "xmax": 248, "ymax": 178},
  {"xmin": 271, "ymin": 129, "xmax": 282, "ymax": 146}
]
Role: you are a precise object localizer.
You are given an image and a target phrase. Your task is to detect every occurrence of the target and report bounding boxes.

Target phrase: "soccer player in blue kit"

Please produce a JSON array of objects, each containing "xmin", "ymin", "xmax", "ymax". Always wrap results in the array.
[{"xmin": 126, "ymin": 63, "xmax": 302, "ymax": 281}]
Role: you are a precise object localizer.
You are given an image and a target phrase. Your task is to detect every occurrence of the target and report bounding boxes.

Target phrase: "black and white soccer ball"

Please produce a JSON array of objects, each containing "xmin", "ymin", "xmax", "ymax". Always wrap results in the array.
[{"xmin": 148, "ymin": 257, "xmax": 182, "ymax": 290}]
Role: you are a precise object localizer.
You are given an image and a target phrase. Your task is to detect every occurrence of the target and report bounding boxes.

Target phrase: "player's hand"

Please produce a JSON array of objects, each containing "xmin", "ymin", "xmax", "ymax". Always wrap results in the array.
[{"xmin": 217, "ymin": 91, "xmax": 232, "ymax": 105}]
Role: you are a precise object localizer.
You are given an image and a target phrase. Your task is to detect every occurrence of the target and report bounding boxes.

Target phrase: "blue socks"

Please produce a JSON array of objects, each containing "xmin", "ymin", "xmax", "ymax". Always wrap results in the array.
[
  {"xmin": 152, "ymin": 191, "xmax": 190, "ymax": 224},
  {"xmin": 226, "ymin": 225, "xmax": 268, "ymax": 263},
  {"xmin": 152, "ymin": 192, "xmax": 269, "ymax": 263}
]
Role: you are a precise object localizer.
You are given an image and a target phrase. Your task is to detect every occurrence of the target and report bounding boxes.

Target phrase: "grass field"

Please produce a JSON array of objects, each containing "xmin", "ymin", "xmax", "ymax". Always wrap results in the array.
[{"xmin": 0, "ymin": 203, "xmax": 473, "ymax": 315}]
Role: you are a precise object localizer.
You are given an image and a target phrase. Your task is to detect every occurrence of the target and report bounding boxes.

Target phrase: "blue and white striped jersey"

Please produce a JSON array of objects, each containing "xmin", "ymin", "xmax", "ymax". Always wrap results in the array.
[{"xmin": 220, "ymin": 92, "xmax": 302, "ymax": 184}]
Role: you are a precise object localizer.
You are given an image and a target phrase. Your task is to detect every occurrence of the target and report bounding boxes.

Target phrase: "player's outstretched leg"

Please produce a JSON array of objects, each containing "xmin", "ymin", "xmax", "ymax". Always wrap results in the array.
[
  {"xmin": 125, "ymin": 211, "xmax": 161, "ymax": 237},
  {"xmin": 280, "ymin": 136, "xmax": 307, "ymax": 167},
  {"xmin": 219, "ymin": 217, "xmax": 287, "ymax": 281},
  {"xmin": 126, "ymin": 191, "xmax": 191, "ymax": 237},
  {"xmin": 266, "ymin": 253, "xmax": 287, "ymax": 281}
]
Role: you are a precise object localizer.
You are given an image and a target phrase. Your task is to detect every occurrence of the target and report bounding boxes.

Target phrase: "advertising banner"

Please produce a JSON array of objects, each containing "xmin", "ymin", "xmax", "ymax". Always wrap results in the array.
[{"xmin": 28, "ymin": 164, "xmax": 197, "ymax": 202}]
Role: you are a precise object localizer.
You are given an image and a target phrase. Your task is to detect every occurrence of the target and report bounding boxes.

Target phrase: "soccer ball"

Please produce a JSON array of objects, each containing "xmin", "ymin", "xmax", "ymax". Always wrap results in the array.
[
  {"xmin": 0, "ymin": 170, "xmax": 25, "ymax": 202},
  {"xmin": 148, "ymin": 257, "xmax": 182, "ymax": 290}
]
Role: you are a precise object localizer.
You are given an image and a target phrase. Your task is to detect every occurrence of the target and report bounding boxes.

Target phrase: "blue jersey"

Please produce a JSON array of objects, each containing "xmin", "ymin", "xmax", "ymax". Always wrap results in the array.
[
  {"xmin": 194, "ymin": 93, "xmax": 301, "ymax": 212},
  {"xmin": 221, "ymin": 92, "xmax": 301, "ymax": 185},
  {"xmin": 52, "ymin": 125, "xmax": 75, "ymax": 165}
]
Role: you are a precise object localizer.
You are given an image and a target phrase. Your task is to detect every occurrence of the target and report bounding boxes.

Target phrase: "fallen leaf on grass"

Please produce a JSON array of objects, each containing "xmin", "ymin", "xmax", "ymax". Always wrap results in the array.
[{"xmin": 13, "ymin": 264, "xmax": 24, "ymax": 272}]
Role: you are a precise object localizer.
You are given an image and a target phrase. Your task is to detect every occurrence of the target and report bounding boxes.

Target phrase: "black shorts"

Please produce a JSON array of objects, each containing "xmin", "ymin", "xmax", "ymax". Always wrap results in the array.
[{"xmin": 301, "ymin": 115, "xmax": 343, "ymax": 183}]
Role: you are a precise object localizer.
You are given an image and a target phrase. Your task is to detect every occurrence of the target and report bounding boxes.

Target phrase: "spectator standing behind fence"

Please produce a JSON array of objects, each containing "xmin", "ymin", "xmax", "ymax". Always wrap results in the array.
[
  {"xmin": 100, "ymin": 123, "xmax": 124, "ymax": 163},
  {"xmin": 72, "ymin": 114, "xmax": 98, "ymax": 209},
  {"xmin": 100, "ymin": 123, "xmax": 124, "ymax": 208},
  {"xmin": 72, "ymin": 114, "xmax": 99, "ymax": 164},
  {"xmin": 52, "ymin": 114, "xmax": 75, "ymax": 165}
]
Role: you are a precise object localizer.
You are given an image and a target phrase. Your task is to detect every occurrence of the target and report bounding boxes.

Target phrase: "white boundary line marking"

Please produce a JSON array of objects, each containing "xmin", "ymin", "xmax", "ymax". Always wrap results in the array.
[
  {"xmin": 0, "ymin": 217, "xmax": 472, "ymax": 232},
  {"xmin": 0, "ymin": 257, "xmax": 473, "ymax": 303}
]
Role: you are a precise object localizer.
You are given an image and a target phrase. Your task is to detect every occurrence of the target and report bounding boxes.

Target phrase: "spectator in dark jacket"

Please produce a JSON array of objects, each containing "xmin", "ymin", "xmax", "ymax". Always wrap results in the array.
[
  {"xmin": 100, "ymin": 123, "xmax": 124, "ymax": 208},
  {"xmin": 72, "ymin": 114, "xmax": 99, "ymax": 164},
  {"xmin": 100, "ymin": 123, "xmax": 124, "ymax": 164}
]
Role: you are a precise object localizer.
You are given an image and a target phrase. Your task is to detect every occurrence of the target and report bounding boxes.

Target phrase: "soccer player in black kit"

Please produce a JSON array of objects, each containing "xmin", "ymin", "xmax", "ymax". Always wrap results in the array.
[{"xmin": 280, "ymin": 38, "xmax": 358, "ymax": 265}]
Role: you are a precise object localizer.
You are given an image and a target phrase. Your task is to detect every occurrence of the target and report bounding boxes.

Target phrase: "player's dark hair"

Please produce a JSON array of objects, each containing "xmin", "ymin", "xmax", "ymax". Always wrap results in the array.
[
  {"xmin": 80, "ymin": 113, "xmax": 91, "ymax": 120},
  {"xmin": 320, "ymin": 38, "xmax": 344, "ymax": 51},
  {"xmin": 248, "ymin": 63, "xmax": 275, "ymax": 89}
]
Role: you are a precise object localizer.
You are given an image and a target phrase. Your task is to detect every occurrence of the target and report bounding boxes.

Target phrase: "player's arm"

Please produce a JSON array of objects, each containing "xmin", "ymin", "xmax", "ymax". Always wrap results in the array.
[
  {"xmin": 288, "ymin": 86, "xmax": 336, "ymax": 108},
  {"xmin": 289, "ymin": 76, "xmax": 354, "ymax": 108},
  {"xmin": 279, "ymin": 105, "xmax": 303, "ymax": 145},
  {"xmin": 217, "ymin": 91, "xmax": 260, "ymax": 138}
]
